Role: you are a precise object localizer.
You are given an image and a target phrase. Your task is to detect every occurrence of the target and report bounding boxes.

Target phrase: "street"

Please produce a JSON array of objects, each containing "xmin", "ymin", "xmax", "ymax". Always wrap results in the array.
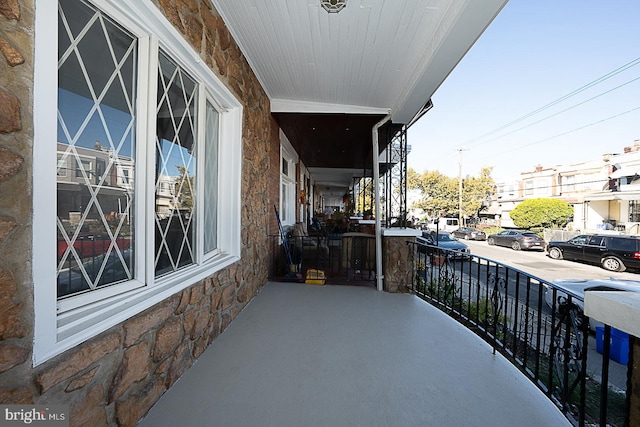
[{"xmin": 464, "ymin": 239, "xmax": 640, "ymax": 283}]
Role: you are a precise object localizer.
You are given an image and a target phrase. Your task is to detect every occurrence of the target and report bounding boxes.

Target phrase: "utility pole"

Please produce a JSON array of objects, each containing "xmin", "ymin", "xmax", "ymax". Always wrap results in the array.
[{"xmin": 458, "ymin": 148, "xmax": 468, "ymax": 227}]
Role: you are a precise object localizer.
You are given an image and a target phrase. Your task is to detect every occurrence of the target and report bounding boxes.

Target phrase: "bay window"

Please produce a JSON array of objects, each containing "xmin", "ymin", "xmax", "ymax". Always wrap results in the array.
[{"xmin": 33, "ymin": 0, "xmax": 242, "ymax": 364}]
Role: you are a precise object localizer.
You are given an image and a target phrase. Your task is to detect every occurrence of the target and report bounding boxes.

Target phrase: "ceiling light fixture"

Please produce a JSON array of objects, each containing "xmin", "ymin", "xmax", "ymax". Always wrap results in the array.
[{"xmin": 320, "ymin": 0, "xmax": 347, "ymax": 13}]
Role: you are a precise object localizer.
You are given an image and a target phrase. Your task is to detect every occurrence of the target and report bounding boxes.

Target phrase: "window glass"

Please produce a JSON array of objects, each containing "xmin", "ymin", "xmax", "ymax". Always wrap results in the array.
[
  {"xmin": 608, "ymin": 237, "xmax": 637, "ymax": 252},
  {"xmin": 281, "ymin": 182, "xmax": 289, "ymax": 222},
  {"xmin": 203, "ymin": 100, "xmax": 219, "ymax": 254},
  {"xmin": 563, "ymin": 175, "xmax": 575, "ymax": 191},
  {"xmin": 524, "ymin": 181, "xmax": 534, "ymax": 195},
  {"xmin": 630, "ymin": 201, "xmax": 640, "ymax": 222},
  {"xmin": 571, "ymin": 236, "xmax": 587, "ymax": 245},
  {"xmin": 57, "ymin": 0, "xmax": 136, "ymax": 298},
  {"xmin": 57, "ymin": 157, "xmax": 68, "ymax": 176},
  {"xmin": 280, "ymin": 152, "xmax": 295, "ymax": 225},
  {"xmin": 154, "ymin": 51, "xmax": 198, "ymax": 276},
  {"xmin": 37, "ymin": 0, "xmax": 242, "ymax": 365},
  {"xmin": 587, "ymin": 236, "xmax": 604, "ymax": 246}
]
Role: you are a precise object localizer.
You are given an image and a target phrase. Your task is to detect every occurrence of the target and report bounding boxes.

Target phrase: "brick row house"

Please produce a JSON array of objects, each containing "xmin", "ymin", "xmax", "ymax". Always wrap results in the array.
[
  {"xmin": 492, "ymin": 142, "xmax": 640, "ymax": 232},
  {"xmin": 0, "ymin": 0, "xmax": 506, "ymax": 425}
]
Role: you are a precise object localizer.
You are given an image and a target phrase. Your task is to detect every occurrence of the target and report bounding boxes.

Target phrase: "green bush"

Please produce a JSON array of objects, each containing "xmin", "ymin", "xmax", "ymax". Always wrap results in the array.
[{"xmin": 510, "ymin": 198, "xmax": 573, "ymax": 229}]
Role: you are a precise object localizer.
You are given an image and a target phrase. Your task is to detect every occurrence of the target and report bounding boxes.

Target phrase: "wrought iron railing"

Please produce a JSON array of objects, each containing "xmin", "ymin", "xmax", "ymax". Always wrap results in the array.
[
  {"xmin": 409, "ymin": 240, "xmax": 632, "ymax": 427},
  {"xmin": 268, "ymin": 233, "xmax": 376, "ymax": 285}
]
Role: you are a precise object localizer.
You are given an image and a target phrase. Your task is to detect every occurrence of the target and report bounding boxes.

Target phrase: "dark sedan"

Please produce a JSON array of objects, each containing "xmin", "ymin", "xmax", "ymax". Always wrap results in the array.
[
  {"xmin": 452, "ymin": 227, "xmax": 486, "ymax": 241},
  {"xmin": 417, "ymin": 231, "xmax": 470, "ymax": 258},
  {"xmin": 487, "ymin": 230, "xmax": 545, "ymax": 251}
]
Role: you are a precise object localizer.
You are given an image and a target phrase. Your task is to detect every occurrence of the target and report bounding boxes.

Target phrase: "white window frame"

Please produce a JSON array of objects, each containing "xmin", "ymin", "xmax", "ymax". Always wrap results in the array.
[
  {"xmin": 524, "ymin": 181, "xmax": 534, "ymax": 196},
  {"xmin": 536, "ymin": 179, "xmax": 549, "ymax": 195},
  {"xmin": 279, "ymin": 130, "xmax": 297, "ymax": 226},
  {"xmin": 563, "ymin": 175, "xmax": 576, "ymax": 192},
  {"xmin": 33, "ymin": 0, "xmax": 242, "ymax": 365},
  {"xmin": 199, "ymin": 93, "xmax": 222, "ymax": 261}
]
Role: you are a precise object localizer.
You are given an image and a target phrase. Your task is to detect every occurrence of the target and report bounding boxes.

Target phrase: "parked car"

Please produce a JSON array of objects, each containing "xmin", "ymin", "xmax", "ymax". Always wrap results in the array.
[
  {"xmin": 546, "ymin": 234, "xmax": 640, "ymax": 272},
  {"xmin": 417, "ymin": 231, "xmax": 470, "ymax": 258},
  {"xmin": 543, "ymin": 278, "xmax": 640, "ymax": 330},
  {"xmin": 426, "ymin": 217, "xmax": 460, "ymax": 233},
  {"xmin": 452, "ymin": 227, "xmax": 486, "ymax": 241},
  {"xmin": 57, "ymin": 233, "xmax": 132, "ymax": 260},
  {"xmin": 486, "ymin": 230, "xmax": 545, "ymax": 251}
]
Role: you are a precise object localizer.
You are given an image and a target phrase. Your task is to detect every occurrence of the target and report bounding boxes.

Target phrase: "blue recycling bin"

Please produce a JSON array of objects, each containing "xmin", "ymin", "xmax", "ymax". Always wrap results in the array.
[{"xmin": 596, "ymin": 326, "xmax": 629, "ymax": 365}]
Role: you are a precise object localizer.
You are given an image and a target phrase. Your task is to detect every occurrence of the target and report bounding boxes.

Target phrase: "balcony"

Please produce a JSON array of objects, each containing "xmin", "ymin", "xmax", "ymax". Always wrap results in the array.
[{"xmin": 139, "ymin": 280, "xmax": 570, "ymax": 426}]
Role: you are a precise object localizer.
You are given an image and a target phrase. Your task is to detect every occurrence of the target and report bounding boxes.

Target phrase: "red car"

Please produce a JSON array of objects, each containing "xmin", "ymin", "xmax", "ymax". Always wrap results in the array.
[{"xmin": 57, "ymin": 234, "xmax": 131, "ymax": 260}]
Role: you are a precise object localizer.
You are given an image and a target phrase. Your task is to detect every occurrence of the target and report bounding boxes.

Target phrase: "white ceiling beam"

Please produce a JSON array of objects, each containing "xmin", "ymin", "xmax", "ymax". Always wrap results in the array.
[{"xmin": 271, "ymin": 99, "xmax": 390, "ymax": 115}]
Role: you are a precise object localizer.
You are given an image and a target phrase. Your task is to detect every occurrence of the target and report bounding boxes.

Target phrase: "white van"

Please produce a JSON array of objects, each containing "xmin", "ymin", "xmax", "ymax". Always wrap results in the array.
[{"xmin": 426, "ymin": 217, "xmax": 460, "ymax": 233}]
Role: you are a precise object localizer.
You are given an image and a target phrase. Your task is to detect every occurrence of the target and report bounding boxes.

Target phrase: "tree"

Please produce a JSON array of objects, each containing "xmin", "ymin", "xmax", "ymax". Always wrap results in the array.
[
  {"xmin": 414, "ymin": 170, "xmax": 458, "ymax": 216},
  {"xmin": 407, "ymin": 167, "xmax": 494, "ymax": 219},
  {"xmin": 461, "ymin": 167, "xmax": 494, "ymax": 219},
  {"xmin": 175, "ymin": 165, "xmax": 195, "ymax": 211},
  {"xmin": 509, "ymin": 198, "xmax": 573, "ymax": 229}
]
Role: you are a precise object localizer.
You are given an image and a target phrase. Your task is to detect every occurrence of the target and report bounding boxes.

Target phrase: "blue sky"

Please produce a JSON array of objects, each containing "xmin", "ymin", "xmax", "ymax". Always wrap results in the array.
[{"xmin": 407, "ymin": 0, "xmax": 640, "ymax": 181}]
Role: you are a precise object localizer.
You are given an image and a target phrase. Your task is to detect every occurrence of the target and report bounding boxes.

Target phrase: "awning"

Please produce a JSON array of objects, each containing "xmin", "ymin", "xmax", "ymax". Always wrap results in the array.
[
  {"xmin": 609, "ymin": 169, "xmax": 626, "ymax": 179},
  {"xmin": 584, "ymin": 191, "xmax": 640, "ymax": 201},
  {"xmin": 609, "ymin": 167, "xmax": 640, "ymax": 179},
  {"xmin": 482, "ymin": 203, "xmax": 501, "ymax": 215}
]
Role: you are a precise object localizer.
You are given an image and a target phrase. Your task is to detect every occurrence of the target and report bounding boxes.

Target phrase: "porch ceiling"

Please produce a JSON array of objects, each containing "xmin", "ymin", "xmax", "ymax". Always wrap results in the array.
[{"xmin": 212, "ymin": 0, "xmax": 507, "ymax": 179}]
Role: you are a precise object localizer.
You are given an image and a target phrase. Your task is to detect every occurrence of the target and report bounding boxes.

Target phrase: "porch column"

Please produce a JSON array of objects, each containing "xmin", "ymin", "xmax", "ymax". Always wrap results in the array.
[
  {"xmin": 372, "ymin": 113, "xmax": 391, "ymax": 291},
  {"xmin": 381, "ymin": 228, "xmax": 421, "ymax": 293}
]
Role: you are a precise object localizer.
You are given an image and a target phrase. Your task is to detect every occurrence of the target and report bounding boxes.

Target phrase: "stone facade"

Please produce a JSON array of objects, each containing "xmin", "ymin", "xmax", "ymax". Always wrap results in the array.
[
  {"xmin": 0, "ymin": 1, "xmax": 277, "ymax": 426},
  {"xmin": 382, "ymin": 234, "xmax": 416, "ymax": 293}
]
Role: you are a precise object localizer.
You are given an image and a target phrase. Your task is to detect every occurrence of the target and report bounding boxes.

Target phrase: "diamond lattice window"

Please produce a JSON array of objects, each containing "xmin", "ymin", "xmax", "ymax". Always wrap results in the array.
[
  {"xmin": 36, "ymin": 0, "xmax": 240, "ymax": 365},
  {"xmin": 57, "ymin": 0, "xmax": 136, "ymax": 298},
  {"xmin": 154, "ymin": 52, "xmax": 198, "ymax": 276}
]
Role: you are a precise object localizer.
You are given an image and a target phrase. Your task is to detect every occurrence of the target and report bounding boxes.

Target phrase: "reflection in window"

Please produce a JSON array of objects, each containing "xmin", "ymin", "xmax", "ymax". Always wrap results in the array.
[
  {"xmin": 204, "ymin": 101, "xmax": 219, "ymax": 255},
  {"xmin": 630, "ymin": 201, "xmax": 640, "ymax": 222},
  {"xmin": 56, "ymin": 0, "xmax": 136, "ymax": 298},
  {"xmin": 76, "ymin": 159, "xmax": 92, "ymax": 178},
  {"xmin": 154, "ymin": 51, "xmax": 197, "ymax": 276},
  {"xmin": 281, "ymin": 183, "xmax": 289, "ymax": 223}
]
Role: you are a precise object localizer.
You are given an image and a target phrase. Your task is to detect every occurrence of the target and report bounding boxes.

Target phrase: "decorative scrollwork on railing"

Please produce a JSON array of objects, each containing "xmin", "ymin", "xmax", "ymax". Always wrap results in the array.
[
  {"xmin": 487, "ymin": 272, "xmax": 506, "ymax": 334},
  {"xmin": 551, "ymin": 298, "xmax": 587, "ymax": 406}
]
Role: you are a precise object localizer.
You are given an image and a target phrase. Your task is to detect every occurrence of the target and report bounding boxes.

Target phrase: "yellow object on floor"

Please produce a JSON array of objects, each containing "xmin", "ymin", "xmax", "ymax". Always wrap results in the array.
[{"xmin": 305, "ymin": 269, "xmax": 326, "ymax": 285}]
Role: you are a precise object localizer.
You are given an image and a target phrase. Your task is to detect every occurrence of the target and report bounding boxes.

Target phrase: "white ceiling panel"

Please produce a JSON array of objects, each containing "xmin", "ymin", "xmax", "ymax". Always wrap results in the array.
[{"xmin": 211, "ymin": 0, "xmax": 507, "ymax": 124}]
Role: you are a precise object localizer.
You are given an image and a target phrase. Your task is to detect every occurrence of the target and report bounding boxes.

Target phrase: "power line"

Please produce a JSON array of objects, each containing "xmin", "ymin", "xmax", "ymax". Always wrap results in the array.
[
  {"xmin": 469, "ymin": 75, "xmax": 640, "ymax": 149},
  {"xmin": 496, "ymin": 177, "xmax": 609, "ymax": 192},
  {"xmin": 461, "ymin": 57, "xmax": 640, "ymax": 147},
  {"xmin": 489, "ymin": 105, "xmax": 640, "ymax": 158}
]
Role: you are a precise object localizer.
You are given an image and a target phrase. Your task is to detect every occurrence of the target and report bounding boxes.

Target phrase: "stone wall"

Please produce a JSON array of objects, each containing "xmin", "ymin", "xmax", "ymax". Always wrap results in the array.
[
  {"xmin": 0, "ymin": 1, "xmax": 276, "ymax": 426},
  {"xmin": 0, "ymin": 0, "xmax": 34, "ymax": 407},
  {"xmin": 382, "ymin": 234, "xmax": 416, "ymax": 293}
]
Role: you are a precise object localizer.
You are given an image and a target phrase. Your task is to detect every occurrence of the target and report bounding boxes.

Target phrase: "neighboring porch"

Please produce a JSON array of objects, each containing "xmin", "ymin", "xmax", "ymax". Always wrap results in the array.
[{"xmin": 139, "ymin": 282, "xmax": 569, "ymax": 427}]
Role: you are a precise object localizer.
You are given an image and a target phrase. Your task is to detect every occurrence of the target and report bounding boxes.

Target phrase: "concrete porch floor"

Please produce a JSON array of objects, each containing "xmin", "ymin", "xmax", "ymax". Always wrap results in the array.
[{"xmin": 138, "ymin": 282, "xmax": 570, "ymax": 427}]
